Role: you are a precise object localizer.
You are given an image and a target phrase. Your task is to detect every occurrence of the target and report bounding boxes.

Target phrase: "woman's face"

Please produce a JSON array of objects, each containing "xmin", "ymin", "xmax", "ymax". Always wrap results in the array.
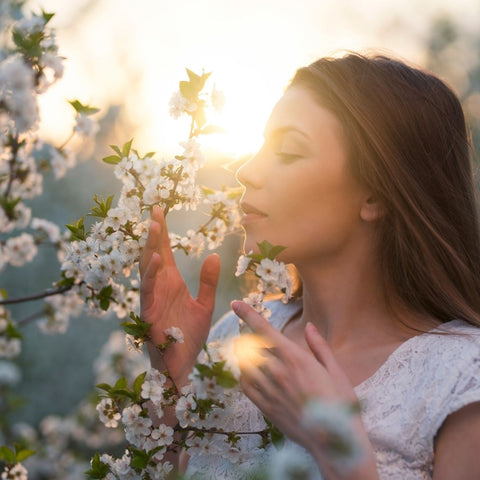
[{"xmin": 236, "ymin": 86, "xmax": 370, "ymax": 266}]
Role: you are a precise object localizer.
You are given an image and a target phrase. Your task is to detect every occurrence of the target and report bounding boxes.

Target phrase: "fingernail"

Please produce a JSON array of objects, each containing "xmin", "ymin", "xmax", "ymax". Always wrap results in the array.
[
  {"xmin": 231, "ymin": 301, "xmax": 242, "ymax": 313},
  {"xmin": 306, "ymin": 322, "xmax": 318, "ymax": 333}
]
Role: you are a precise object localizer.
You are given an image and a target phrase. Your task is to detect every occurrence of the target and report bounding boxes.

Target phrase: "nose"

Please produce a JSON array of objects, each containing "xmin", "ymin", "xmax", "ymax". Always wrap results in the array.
[{"xmin": 236, "ymin": 149, "xmax": 267, "ymax": 190}]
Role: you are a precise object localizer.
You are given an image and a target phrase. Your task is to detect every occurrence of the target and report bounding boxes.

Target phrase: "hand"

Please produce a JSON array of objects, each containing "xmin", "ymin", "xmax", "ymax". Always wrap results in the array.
[
  {"xmin": 140, "ymin": 206, "xmax": 220, "ymax": 388},
  {"xmin": 231, "ymin": 301, "xmax": 378, "ymax": 479}
]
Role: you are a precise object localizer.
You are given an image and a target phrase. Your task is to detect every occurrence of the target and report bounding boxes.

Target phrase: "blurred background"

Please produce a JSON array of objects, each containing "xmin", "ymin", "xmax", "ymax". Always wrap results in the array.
[{"xmin": 3, "ymin": 0, "xmax": 480, "ymax": 464}]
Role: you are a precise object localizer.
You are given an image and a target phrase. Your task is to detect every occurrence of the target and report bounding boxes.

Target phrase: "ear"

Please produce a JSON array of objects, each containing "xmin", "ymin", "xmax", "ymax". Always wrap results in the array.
[{"xmin": 360, "ymin": 194, "xmax": 384, "ymax": 222}]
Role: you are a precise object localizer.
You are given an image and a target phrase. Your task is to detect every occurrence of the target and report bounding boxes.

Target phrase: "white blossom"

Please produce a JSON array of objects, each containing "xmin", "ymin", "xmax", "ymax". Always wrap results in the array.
[
  {"xmin": 0, "ymin": 337, "xmax": 21, "ymax": 359},
  {"xmin": 96, "ymin": 398, "xmax": 121, "ymax": 428},
  {"xmin": 164, "ymin": 326, "xmax": 184, "ymax": 344},
  {"xmin": 168, "ymin": 90, "xmax": 196, "ymax": 119},
  {"xmin": 235, "ymin": 252, "xmax": 252, "ymax": 276},
  {"xmin": 73, "ymin": 113, "xmax": 99, "ymax": 138},
  {"xmin": 31, "ymin": 217, "xmax": 61, "ymax": 243},
  {"xmin": 1, "ymin": 463, "xmax": 28, "ymax": 480}
]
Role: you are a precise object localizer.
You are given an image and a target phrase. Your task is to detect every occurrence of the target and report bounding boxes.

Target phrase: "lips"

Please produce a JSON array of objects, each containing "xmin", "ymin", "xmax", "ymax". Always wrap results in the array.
[
  {"xmin": 240, "ymin": 202, "xmax": 267, "ymax": 216},
  {"xmin": 240, "ymin": 202, "xmax": 268, "ymax": 225}
]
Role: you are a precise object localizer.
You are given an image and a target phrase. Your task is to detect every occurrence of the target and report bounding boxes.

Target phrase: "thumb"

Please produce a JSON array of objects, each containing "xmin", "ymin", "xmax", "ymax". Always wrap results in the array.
[{"xmin": 196, "ymin": 254, "xmax": 220, "ymax": 314}]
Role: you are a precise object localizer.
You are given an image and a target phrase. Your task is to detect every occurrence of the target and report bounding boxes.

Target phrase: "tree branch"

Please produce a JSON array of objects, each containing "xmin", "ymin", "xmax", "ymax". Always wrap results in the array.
[{"xmin": 0, "ymin": 284, "xmax": 73, "ymax": 305}]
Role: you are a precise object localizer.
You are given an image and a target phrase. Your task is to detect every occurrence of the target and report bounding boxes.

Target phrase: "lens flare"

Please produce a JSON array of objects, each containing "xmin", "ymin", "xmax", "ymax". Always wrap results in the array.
[{"xmin": 232, "ymin": 333, "xmax": 272, "ymax": 370}]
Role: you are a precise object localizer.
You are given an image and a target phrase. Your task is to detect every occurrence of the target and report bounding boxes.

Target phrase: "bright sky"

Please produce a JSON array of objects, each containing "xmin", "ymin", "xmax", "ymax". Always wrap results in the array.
[{"xmin": 32, "ymin": 0, "xmax": 480, "ymax": 158}]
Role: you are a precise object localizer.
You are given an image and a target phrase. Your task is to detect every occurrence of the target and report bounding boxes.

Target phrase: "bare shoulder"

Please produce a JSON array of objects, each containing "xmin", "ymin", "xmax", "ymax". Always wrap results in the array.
[{"xmin": 433, "ymin": 401, "xmax": 480, "ymax": 479}]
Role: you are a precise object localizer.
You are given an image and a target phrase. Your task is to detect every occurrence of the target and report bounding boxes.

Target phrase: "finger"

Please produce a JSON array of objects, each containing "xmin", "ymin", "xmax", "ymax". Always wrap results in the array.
[
  {"xmin": 231, "ymin": 301, "xmax": 289, "ymax": 349},
  {"xmin": 152, "ymin": 205, "xmax": 176, "ymax": 267},
  {"xmin": 304, "ymin": 322, "xmax": 336, "ymax": 370},
  {"xmin": 240, "ymin": 364, "xmax": 299, "ymax": 419},
  {"xmin": 196, "ymin": 254, "xmax": 220, "ymax": 314},
  {"xmin": 305, "ymin": 322, "xmax": 356, "ymax": 397},
  {"xmin": 140, "ymin": 252, "xmax": 161, "ymax": 307},
  {"xmin": 140, "ymin": 220, "xmax": 161, "ymax": 277},
  {"xmin": 240, "ymin": 363, "xmax": 276, "ymax": 401}
]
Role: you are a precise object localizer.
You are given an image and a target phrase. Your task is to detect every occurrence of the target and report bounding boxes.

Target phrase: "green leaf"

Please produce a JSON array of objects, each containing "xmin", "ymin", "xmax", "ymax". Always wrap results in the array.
[
  {"xmin": 6, "ymin": 323, "xmax": 23, "ymax": 340},
  {"xmin": 133, "ymin": 371, "xmax": 147, "ymax": 398},
  {"xmin": 257, "ymin": 240, "xmax": 273, "ymax": 258},
  {"xmin": 95, "ymin": 383, "xmax": 112, "ymax": 393},
  {"xmin": 179, "ymin": 80, "xmax": 194, "ymax": 101},
  {"xmin": 122, "ymin": 139, "xmax": 134, "ymax": 157},
  {"xmin": 55, "ymin": 274, "xmax": 75, "ymax": 288},
  {"xmin": 195, "ymin": 364, "xmax": 213, "ymax": 378},
  {"xmin": 12, "ymin": 30, "xmax": 42, "ymax": 59},
  {"xmin": 267, "ymin": 245, "xmax": 287, "ymax": 260},
  {"xmin": 114, "ymin": 377, "xmax": 127, "ymax": 390},
  {"xmin": 111, "ymin": 388, "xmax": 135, "ymax": 400},
  {"xmin": 102, "ymin": 154, "xmax": 121, "ymax": 165},
  {"xmin": 15, "ymin": 448, "xmax": 35, "ymax": 462},
  {"xmin": 130, "ymin": 450, "xmax": 149, "ymax": 470},
  {"xmin": 88, "ymin": 194, "xmax": 114, "ymax": 218},
  {"xmin": 265, "ymin": 418, "xmax": 285, "ymax": 448},
  {"xmin": 186, "ymin": 68, "xmax": 202, "ymax": 84},
  {"xmin": 85, "ymin": 453, "xmax": 110, "ymax": 479},
  {"xmin": 69, "ymin": 99, "xmax": 100, "ymax": 115},
  {"xmin": 42, "ymin": 10, "xmax": 55, "ymax": 24},
  {"xmin": 109, "ymin": 144, "xmax": 122, "ymax": 156},
  {"xmin": 215, "ymin": 370, "xmax": 238, "ymax": 388},
  {"xmin": 99, "ymin": 297, "xmax": 109, "ymax": 311},
  {"xmin": 66, "ymin": 217, "xmax": 85, "ymax": 241},
  {"xmin": 254, "ymin": 240, "xmax": 287, "ymax": 260},
  {"xmin": 0, "ymin": 446, "xmax": 15, "ymax": 463}
]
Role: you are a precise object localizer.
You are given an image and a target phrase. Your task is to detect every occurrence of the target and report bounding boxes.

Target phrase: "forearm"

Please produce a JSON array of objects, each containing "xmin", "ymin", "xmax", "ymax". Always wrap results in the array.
[{"xmin": 145, "ymin": 341, "xmax": 189, "ymax": 476}]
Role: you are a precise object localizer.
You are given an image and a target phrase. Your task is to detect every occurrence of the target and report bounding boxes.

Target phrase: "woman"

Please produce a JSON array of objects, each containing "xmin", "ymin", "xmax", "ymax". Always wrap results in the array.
[{"xmin": 140, "ymin": 53, "xmax": 480, "ymax": 479}]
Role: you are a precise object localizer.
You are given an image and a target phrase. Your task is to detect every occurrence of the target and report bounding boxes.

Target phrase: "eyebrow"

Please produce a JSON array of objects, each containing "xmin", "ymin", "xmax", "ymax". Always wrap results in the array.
[{"xmin": 263, "ymin": 125, "xmax": 311, "ymax": 141}]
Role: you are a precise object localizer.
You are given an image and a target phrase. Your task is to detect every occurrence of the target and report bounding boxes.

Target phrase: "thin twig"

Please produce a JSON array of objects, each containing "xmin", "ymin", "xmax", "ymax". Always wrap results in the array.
[
  {"xmin": 58, "ymin": 131, "xmax": 74, "ymax": 151},
  {"xmin": 18, "ymin": 309, "xmax": 47, "ymax": 327},
  {"xmin": 0, "ymin": 284, "xmax": 73, "ymax": 305}
]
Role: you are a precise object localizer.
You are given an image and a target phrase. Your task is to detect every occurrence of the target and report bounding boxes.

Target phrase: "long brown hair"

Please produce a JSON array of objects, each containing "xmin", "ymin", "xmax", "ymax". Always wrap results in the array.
[{"xmin": 290, "ymin": 53, "xmax": 480, "ymax": 327}]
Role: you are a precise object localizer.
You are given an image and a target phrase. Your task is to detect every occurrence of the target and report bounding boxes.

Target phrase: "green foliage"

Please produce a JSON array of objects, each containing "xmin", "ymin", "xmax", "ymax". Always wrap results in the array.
[
  {"xmin": 102, "ymin": 139, "xmax": 134, "ymax": 164},
  {"xmin": 69, "ymin": 99, "xmax": 100, "ymax": 116},
  {"xmin": 179, "ymin": 69, "xmax": 211, "ymax": 102},
  {"xmin": 88, "ymin": 194, "xmax": 114, "ymax": 218},
  {"xmin": 194, "ymin": 360, "xmax": 238, "ymax": 389},
  {"xmin": 97, "ymin": 285, "xmax": 114, "ymax": 311},
  {"xmin": 0, "ymin": 444, "xmax": 35, "ymax": 465},
  {"xmin": 5, "ymin": 322, "xmax": 23, "ymax": 340},
  {"xmin": 0, "ymin": 196, "xmax": 21, "ymax": 221},
  {"xmin": 66, "ymin": 216, "xmax": 86, "ymax": 240},
  {"xmin": 85, "ymin": 453, "xmax": 110, "ymax": 479},
  {"xmin": 121, "ymin": 312, "xmax": 152, "ymax": 340},
  {"xmin": 96, "ymin": 371, "xmax": 146, "ymax": 403},
  {"xmin": 12, "ymin": 29, "xmax": 43, "ymax": 60},
  {"xmin": 247, "ymin": 241, "xmax": 287, "ymax": 262},
  {"xmin": 264, "ymin": 418, "xmax": 285, "ymax": 449}
]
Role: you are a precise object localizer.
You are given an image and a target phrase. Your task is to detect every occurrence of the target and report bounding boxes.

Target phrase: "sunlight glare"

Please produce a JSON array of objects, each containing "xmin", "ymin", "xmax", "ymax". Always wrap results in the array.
[{"xmin": 232, "ymin": 333, "xmax": 272, "ymax": 370}]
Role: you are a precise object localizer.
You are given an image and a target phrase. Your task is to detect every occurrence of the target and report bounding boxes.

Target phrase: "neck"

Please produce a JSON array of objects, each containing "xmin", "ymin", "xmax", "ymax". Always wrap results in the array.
[{"xmin": 294, "ymin": 239, "xmax": 405, "ymax": 351}]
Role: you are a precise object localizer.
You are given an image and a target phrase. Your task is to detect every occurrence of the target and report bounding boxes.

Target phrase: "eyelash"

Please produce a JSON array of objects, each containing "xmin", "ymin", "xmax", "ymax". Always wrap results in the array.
[{"xmin": 276, "ymin": 152, "xmax": 301, "ymax": 163}]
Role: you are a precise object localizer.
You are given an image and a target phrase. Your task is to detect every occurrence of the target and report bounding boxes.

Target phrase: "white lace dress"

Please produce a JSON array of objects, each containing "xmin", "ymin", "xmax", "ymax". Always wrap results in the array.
[{"xmin": 185, "ymin": 300, "xmax": 480, "ymax": 479}]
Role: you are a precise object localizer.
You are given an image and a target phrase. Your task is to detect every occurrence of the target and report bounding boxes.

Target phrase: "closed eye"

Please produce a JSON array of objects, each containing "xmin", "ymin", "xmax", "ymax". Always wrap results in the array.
[{"xmin": 276, "ymin": 152, "xmax": 302, "ymax": 163}]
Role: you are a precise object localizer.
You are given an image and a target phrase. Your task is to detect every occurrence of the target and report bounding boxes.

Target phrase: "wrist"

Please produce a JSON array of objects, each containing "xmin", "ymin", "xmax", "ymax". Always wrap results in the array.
[{"xmin": 302, "ymin": 399, "xmax": 378, "ymax": 480}]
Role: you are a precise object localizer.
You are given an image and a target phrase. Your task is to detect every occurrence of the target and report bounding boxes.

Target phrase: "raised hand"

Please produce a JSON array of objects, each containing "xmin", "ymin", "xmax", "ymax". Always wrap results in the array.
[
  {"xmin": 231, "ymin": 301, "xmax": 379, "ymax": 479},
  {"xmin": 140, "ymin": 205, "xmax": 220, "ymax": 388}
]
